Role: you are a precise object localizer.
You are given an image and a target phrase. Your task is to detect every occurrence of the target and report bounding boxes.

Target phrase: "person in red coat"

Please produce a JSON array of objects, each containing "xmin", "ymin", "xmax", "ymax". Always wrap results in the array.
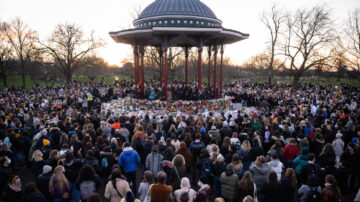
[{"xmin": 283, "ymin": 138, "xmax": 300, "ymax": 168}]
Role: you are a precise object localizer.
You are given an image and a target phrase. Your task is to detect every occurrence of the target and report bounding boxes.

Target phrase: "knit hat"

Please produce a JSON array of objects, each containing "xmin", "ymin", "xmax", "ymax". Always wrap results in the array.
[
  {"xmin": 336, "ymin": 133, "xmax": 342, "ymax": 139},
  {"xmin": 223, "ymin": 121, "xmax": 229, "ymax": 127},
  {"xmin": 211, "ymin": 126, "xmax": 216, "ymax": 130},
  {"xmin": 123, "ymin": 142, "xmax": 131, "ymax": 148},
  {"xmin": 42, "ymin": 165, "xmax": 52, "ymax": 174},
  {"xmin": 352, "ymin": 137, "xmax": 358, "ymax": 144},
  {"xmin": 226, "ymin": 164, "xmax": 234, "ymax": 171},
  {"xmin": 200, "ymin": 127, "xmax": 206, "ymax": 133},
  {"xmin": 43, "ymin": 139, "xmax": 50, "ymax": 147}
]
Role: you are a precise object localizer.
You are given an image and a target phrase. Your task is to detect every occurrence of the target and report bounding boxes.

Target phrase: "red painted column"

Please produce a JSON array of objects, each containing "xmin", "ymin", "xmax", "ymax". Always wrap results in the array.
[
  {"xmin": 213, "ymin": 46, "xmax": 218, "ymax": 98},
  {"xmin": 133, "ymin": 45, "xmax": 138, "ymax": 93},
  {"xmin": 197, "ymin": 47, "xmax": 203, "ymax": 90},
  {"xmin": 220, "ymin": 44, "xmax": 224, "ymax": 98},
  {"xmin": 159, "ymin": 48, "xmax": 163, "ymax": 88},
  {"xmin": 208, "ymin": 46, "xmax": 211, "ymax": 85},
  {"xmin": 185, "ymin": 47, "xmax": 189, "ymax": 85},
  {"xmin": 140, "ymin": 45, "xmax": 145, "ymax": 99},
  {"xmin": 164, "ymin": 47, "xmax": 168, "ymax": 101}
]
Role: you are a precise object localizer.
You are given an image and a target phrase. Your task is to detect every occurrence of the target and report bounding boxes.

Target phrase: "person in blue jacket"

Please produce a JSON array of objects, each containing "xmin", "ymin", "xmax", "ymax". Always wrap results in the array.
[{"xmin": 118, "ymin": 142, "xmax": 140, "ymax": 194}]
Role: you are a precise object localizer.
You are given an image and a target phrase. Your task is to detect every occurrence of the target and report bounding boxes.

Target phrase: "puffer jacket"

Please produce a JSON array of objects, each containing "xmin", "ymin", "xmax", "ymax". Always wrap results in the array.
[
  {"xmin": 220, "ymin": 172, "xmax": 239, "ymax": 200},
  {"xmin": 250, "ymin": 163, "xmax": 271, "ymax": 191},
  {"xmin": 268, "ymin": 160, "xmax": 283, "ymax": 181}
]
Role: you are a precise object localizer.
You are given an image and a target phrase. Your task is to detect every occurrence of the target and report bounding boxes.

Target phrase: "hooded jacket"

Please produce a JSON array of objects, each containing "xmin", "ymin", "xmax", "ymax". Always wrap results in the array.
[
  {"xmin": 332, "ymin": 138, "xmax": 344, "ymax": 157},
  {"xmin": 250, "ymin": 162, "xmax": 272, "ymax": 191},
  {"xmin": 268, "ymin": 160, "xmax": 283, "ymax": 180},
  {"xmin": 220, "ymin": 172, "xmax": 239, "ymax": 200},
  {"xmin": 118, "ymin": 147, "xmax": 140, "ymax": 173}
]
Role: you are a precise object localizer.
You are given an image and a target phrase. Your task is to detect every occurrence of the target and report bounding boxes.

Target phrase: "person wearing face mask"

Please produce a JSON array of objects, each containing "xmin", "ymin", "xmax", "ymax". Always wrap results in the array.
[
  {"xmin": 3, "ymin": 175, "xmax": 22, "ymax": 202},
  {"xmin": 0, "ymin": 156, "xmax": 12, "ymax": 197}
]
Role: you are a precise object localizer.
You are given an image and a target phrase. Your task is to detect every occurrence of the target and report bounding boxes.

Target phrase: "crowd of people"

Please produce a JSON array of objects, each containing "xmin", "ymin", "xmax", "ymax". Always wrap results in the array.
[{"xmin": 0, "ymin": 79, "xmax": 359, "ymax": 202}]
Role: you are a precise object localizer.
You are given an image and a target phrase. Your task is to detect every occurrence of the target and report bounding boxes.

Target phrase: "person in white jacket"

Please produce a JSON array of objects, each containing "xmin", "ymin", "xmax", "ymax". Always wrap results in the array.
[
  {"xmin": 268, "ymin": 153, "xmax": 283, "ymax": 181},
  {"xmin": 332, "ymin": 132, "xmax": 344, "ymax": 167},
  {"xmin": 174, "ymin": 177, "xmax": 197, "ymax": 202}
]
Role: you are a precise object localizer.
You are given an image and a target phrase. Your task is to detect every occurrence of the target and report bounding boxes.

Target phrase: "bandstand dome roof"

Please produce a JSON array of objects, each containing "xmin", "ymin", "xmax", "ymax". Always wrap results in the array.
[
  {"xmin": 137, "ymin": 0, "xmax": 218, "ymax": 21},
  {"xmin": 110, "ymin": 0, "xmax": 249, "ymax": 47}
]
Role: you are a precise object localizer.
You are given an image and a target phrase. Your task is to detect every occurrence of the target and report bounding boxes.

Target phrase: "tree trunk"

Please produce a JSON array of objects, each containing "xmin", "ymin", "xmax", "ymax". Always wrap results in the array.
[
  {"xmin": 292, "ymin": 73, "xmax": 302, "ymax": 87},
  {"xmin": 3, "ymin": 74, "xmax": 7, "ymax": 87},
  {"xmin": 268, "ymin": 67, "xmax": 272, "ymax": 85}
]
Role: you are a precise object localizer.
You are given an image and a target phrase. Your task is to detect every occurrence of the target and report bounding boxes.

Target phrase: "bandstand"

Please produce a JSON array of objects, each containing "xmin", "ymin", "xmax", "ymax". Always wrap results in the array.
[{"xmin": 110, "ymin": 0, "xmax": 249, "ymax": 100}]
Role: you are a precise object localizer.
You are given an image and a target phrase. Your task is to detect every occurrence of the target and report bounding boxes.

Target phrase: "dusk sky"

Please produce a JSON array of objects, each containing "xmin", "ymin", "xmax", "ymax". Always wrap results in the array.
[{"xmin": 1, "ymin": 0, "xmax": 360, "ymax": 66}]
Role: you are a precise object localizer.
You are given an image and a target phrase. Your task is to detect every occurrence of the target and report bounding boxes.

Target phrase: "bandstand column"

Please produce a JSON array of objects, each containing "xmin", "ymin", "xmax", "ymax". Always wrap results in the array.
[
  {"xmin": 140, "ymin": 45, "xmax": 145, "ymax": 99},
  {"xmin": 208, "ymin": 46, "xmax": 212, "ymax": 85},
  {"xmin": 220, "ymin": 44, "xmax": 224, "ymax": 97},
  {"xmin": 185, "ymin": 47, "xmax": 189, "ymax": 85},
  {"xmin": 158, "ymin": 48, "xmax": 163, "ymax": 88},
  {"xmin": 213, "ymin": 45, "xmax": 218, "ymax": 98},
  {"xmin": 163, "ymin": 38, "xmax": 168, "ymax": 101},
  {"xmin": 197, "ymin": 47, "xmax": 203, "ymax": 90},
  {"xmin": 133, "ymin": 44, "xmax": 139, "ymax": 93}
]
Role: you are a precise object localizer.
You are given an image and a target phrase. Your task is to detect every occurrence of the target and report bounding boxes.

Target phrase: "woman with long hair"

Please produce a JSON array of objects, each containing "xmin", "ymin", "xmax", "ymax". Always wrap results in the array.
[
  {"xmin": 75, "ymin": 164, "xmax": 101, "ymax": 201},
  {"xmin": 232, "ymin": 153, "xmax": 243, "ymax": 176},
  {"xmin": 238, "ymin": 171, "xmax": 256, "ymax": 202},
  {"xmin": 262, "ymin": 171, "xmax": 283, "ymax": 202},
  {"xmin": 104, "ymin": 168, "xmax": 131, "ymax": 202},
  {"xmin": 49, "ymin": 166, "xmax": 72, "ymax": 202},
  {"xmin": 322, "ymin": 174, "xmax": 342, "ymax": 202},
  {"xmin": 171, "ymin": 154, "xmax": 187, "ymax": 190},
  {"xmin": 175, "ymin": 142, "xmax": 193, "ymax": 171},
  {"xmin": 32, "ymin": 150, "xmax": 45, "ymax": 176},
  {"xmin": 238, "ymin": 139, "xmax": 251, "ymax": 171},
  {"xmin": 318, "ymin": 143, "xmax": 336, "ymax": 172},
  {"xmin": 281, "ymin": 168, "xmax": 297, "ymax": 202}
]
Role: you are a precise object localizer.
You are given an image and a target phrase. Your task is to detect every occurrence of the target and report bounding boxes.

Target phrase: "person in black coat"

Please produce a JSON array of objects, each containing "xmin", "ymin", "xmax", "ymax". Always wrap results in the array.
[
  {"xmin": 36, "ymin": 165, "xmax": 53, "ymax": 202},
  {"xmin": 24, "ymin": 183, "xmax": 48, "ymax": 202},
  {"xmin": 262, "ymin": 171, "xmax": 284, "ymax": 202},
  {"xmin": 299, "ymin": 153, "xmax": 322, "ymax": 185},
  {"xmin": 248, "ymin": 139, "xmax": 264, "ymax": 162},
  {"xmin": 0, "ymin": 156, "xmax": 12, "ymax": 195},
  {"xmin": 3, "ymin": 175, "xmax": 22, "ymax": 202}
]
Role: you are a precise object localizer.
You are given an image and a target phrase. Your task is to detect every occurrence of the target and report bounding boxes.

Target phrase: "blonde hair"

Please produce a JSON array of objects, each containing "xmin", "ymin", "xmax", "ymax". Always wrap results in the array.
[
  {"xmin": 241, "ymin": 140, "xmax": 251, "ymax": 152},
  {"xmin": 32, "ymin": 150, "xmax": 43, "ymax": 162},
  {"xmin": 49, "ymin": 165, "xmax": 69, "ymax": 193}
]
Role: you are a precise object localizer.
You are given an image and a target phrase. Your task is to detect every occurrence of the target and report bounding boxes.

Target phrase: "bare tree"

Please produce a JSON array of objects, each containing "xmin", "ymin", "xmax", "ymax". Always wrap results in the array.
[
  {"xmin": 261, "ymin": 5, "xmax": 285, "ymax": 85},
  {"xmin": 3, "ymin": 18, "xmax": 38, "ymax": 87},
  {"xmin": 40, "ymin": 23, "xmax": 104, "ymax": 84},
  {"xmin": 329, "ymin": 38, "xmax": 349, "ymax": 80},
  {"xmin": 280, "ymin": 6, "xmax": 335, "ymax": 86},
  {"xmin": 0, "ymin": 22, "xmax": 13, "ymax": 87},
  {"xmin": 79, "ymin": 54, "xmax": 109, "ymax": 81},
  {"xmin": 345, "ymin": 8, "xmax": 360, "ymax": 76}
]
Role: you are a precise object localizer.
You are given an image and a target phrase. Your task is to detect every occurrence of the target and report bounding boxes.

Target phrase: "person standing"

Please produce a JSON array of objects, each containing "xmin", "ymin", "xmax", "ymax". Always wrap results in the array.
[
  {"xmin": 118, "ymin": 142, "xmax": 140, "ymax": 193},
  {"xmin": 104, "ymin": 168, "xmax": 131, "ymax": 202},
  {"xmin": 149, "ymin": 171, "xmax": 173, "ymax": 202},
  {"xmin": 190, "ymin": 134, "xmax": 205, "ymax": 183}
]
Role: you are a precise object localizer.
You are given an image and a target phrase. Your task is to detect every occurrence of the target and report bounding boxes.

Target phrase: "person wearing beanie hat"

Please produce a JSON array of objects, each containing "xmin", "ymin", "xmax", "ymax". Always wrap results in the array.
[
  {"xmin": 36, "ymin": 165, "xmax": 53, "ymax": 201},
  {"xmin": 220, "ymin": 164, "xmax": 239, "ymax": 201},
  {"xmin": 42, "ymin": 165, "xmax": 52, "ymax": 174}
]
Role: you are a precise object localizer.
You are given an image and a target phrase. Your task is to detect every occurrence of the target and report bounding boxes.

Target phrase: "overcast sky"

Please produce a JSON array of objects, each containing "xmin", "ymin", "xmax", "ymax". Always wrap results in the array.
[{"xmin": 1, "ymin": 0, "xmax": 359, "ymax": 66}]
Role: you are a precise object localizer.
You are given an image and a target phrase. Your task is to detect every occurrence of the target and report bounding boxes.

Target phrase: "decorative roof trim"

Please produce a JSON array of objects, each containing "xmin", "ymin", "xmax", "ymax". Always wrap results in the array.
[{"xmin": 134, "ymin": 15, "xmax": 222, "ymax": 25}]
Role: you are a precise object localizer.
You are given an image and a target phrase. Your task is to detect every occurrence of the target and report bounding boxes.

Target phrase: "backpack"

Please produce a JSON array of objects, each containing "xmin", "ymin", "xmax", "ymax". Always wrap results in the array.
[
  {"xmin": 101, "ymin": 157, "xmax": 109, "ymax": 168},
  {"xmin": 201, "ymin": 162, "xmax": 212, "ymax": 177},
  {"xmin": 305, "ymin": 187, "xmax": 321, "ymax": 202},
  {"xmin": 80, "ymin": 180, "xmax": 96, "ymax": 200}
]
